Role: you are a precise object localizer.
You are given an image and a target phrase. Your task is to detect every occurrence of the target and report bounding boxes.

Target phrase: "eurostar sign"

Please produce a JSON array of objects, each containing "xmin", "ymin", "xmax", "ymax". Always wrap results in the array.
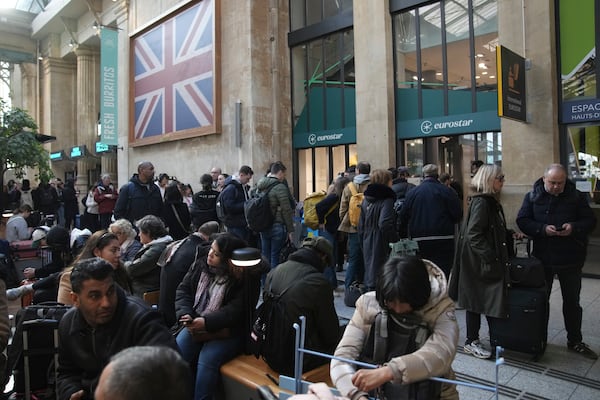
[
  {"xmin": 293, "ymin": 127, "xmax": 356, "ymax": 148},
  {"xmin": 396, "ymin": 111, "xmax": 500, "ymax": 139}
]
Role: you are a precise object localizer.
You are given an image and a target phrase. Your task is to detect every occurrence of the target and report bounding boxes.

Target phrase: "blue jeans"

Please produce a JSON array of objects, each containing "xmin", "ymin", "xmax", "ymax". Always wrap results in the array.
[
  {"xmin": 345, "ymin": 232, "xmax": 364, "ymax": 288},
  {"xmin": 260, "ymin": 222, "xmax": 286, "ymax": 269},
  {"xmin": 176, "ymin": 328, "xmax": 243, "ymax": 400}
]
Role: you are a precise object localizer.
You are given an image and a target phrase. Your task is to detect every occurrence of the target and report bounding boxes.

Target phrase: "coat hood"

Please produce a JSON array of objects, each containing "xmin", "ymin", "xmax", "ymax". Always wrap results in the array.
[
  {"xmin": 257, "ymin": 176, "xmax": 280, "ymax": 191},
  {"xmin": 353, "ymin": 173, "xmax": 370, "ymax": 185},
  {"xmin": 364, "ymin": 183, "xmax": 396, "ymax": 203},
  {"xmin": 531, "ymin": 176, "xmax": 577, "ymax": 198}
]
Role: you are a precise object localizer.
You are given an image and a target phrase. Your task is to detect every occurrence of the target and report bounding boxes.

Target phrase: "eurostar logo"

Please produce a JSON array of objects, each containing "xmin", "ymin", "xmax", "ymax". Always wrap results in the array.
[
  {"xmin": 420, "ymin": 120, "xmax": 433, "ymax": 135},
  {"xmin": 308, "ymin": 134, "xmax": 317, "ymax": 145}
]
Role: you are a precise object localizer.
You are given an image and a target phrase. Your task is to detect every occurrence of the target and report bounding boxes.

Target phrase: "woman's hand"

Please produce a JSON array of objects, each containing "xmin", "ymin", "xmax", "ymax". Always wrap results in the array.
[
  {"xmin": 351, "ymin": 366, "xmax": 394, "ymax": 393},
  {"xmin": 180, "ymin": 315, "xmax": 206, "ymax": 333},
  {"xmin": 23, "ymin": 267, "xmax": 36, "ymax": 279}
]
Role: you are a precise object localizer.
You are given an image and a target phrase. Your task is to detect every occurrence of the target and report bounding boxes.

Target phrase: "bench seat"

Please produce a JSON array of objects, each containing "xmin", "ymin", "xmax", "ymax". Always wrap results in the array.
[{"xmin": 220, "ymin": 354, "xmax": 332, "ymax": 399}]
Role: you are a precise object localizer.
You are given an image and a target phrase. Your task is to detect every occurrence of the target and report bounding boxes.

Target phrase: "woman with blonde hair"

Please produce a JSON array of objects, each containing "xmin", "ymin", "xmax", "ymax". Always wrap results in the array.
[
  {"xmin": 57, "ymin": 230, "xmax": 133, "ymax": 305},
  {"xmin": 449, "ymin": 164, "xmax": 518, "ymax": 359}
]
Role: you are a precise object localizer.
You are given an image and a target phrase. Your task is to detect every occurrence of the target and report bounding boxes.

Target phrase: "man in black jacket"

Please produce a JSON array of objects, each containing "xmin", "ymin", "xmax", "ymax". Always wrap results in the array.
[
  {"xmin": 517, "ymin": 163, "xmax": 597, "ymax": 360},
  {"xmin": 219, "ymin": 165, "xmax": 254, "ymax": 242},
  {"xmin": 113, "ymin": 161, "xmax": 162, "ymax": 224},
  {"xmin": 264, "ymin": 236, "xmax": 340, "ymax": 373},
  {"xmin": 56, "ymin": 258, "xmax": 177, "ymax": 400}
]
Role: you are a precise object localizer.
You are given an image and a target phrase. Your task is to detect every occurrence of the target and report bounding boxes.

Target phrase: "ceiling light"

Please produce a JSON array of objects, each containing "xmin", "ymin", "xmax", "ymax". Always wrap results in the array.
[
  {"xmin": 436, "ymin": 72, "xmax": 442, "ymax": 76},
  {"xmin": 69, "ymin": 39, "xmax": 77, "ymax": 48},
  {"xmin": 490, "ymin": 75, "xmax": 496, "ymax": 79},
  {"xmin": 475, "ymin": 75, "xmax": 480, "ymax": 79},
  {"xmin": 478, "ymin": 63, "xmax": 488, "ymax": 69},
  {"xmin": 476, "ymin": 53, "xmax": 484, "ymax": 58},
  {"xmin": 482, "ymin": 71, "xmax": 488, "ymax": 75}
]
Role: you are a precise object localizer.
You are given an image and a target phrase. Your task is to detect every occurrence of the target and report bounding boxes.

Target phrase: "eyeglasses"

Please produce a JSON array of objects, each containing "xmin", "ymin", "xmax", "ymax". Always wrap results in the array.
[{"xmin": 495, "ymin": 175, "xmax": 505, "ymax": 181}]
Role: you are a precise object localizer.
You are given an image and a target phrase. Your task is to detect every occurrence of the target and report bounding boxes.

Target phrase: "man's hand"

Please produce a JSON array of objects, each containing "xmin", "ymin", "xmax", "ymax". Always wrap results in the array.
[
  {"xmin": 69, "ymin": 389, "xmax": 86, "ymax": 400},
  {"xmin": 351, "ymin": 366, "xmax": 394, "ymax": 393},
  {"xmin": 23, "ymin": 267, "xmax": 36, "ymax": 279},
  {"xmin": 545, "ymin": 223, "xmax": 573, "ymax": 236}
]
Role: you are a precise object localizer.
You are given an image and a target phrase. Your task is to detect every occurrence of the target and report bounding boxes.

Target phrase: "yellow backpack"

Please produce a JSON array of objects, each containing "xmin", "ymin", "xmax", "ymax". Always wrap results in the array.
[
  {"xmin": 348, "ymin": 182, "xmax": 364, "ymax": 228},
  {"xmin": 303, "ymin": 190, "xmax": 327, "ymax": 230}
]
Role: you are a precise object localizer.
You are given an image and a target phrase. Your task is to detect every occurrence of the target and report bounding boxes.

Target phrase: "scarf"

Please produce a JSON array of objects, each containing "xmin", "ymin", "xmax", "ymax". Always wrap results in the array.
[{"xmin": 193, "ymin": 269, "xmax": 230, "ymax": 314}]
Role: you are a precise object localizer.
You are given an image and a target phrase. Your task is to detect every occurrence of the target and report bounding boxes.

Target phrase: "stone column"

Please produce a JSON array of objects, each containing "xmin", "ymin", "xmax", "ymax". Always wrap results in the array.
[
  {"xmin": 75, "ymin": 46, "xmax": 100, "ymax": 195},
  {"xmin": 353, "ymin": 0, "xmax": 396, "ymax": 169}
]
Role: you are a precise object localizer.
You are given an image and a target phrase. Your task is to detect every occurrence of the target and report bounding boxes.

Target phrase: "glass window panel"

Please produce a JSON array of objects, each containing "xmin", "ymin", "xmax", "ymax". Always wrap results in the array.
[
  {"xmin": 291, "ymin": 45, "xmax": 308, "ymax": 133},
  {"xmin": 419, "ymin": 3, "xmax": 444, "ymax": 117},
  {"xmin": 473, "ymin": 0, "xmax": 498, "ymax": 92},
  {"xmin": 307, "ymin": 39, "xmax": 325, "ymax": 131},
  {"xmin": 323, "ymin": 33, "xmax": 342, "ymax": 129},
  {"xmin": 567, "ymin": 126, "xmax": 600, "ymax": 180},
  {"xmin": 332, "ymin": 145, "xmax": 347, "ymax": 178},
  {"xmin": 306, "ymin": 0, "xmax": 322, "ymax": 26},
  {"xmin": 314, "ymin": 147, "xmax": 330, "ymax": 191},
  {"xmin": 298, "ymin": 149, "xmax": 313, "ymax": 199},
  {"xmin": 290, "ymin": 0, "xmax": 306, "ymax": 31},
  {"xmin": 445, "ymin": 0, "xmax": 473, "ymax": 114},
  {"xmin": 404, "ymin": 139, "xmax": 424, "ymax": 176}
]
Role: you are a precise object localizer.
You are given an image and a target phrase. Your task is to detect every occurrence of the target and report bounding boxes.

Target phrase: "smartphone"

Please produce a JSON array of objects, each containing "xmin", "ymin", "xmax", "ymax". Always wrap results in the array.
[{"xmin": 555, "ymin": 226, "xmax": 565, "ymax": 231}]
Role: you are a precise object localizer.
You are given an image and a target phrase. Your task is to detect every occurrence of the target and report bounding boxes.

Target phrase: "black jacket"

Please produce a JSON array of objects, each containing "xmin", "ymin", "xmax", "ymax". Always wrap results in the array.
[
  {"xmin": 190, "ymin": 189, "xmax": 219, "ymax": 228},
  {"xmin": 516, "ymin": 178, "xmax": 596, "ymax": 267},
  {"xmin": 264, "ymin": 247, "xmax": 340, "ymax": 371},
  {"xmin": 158, "ymin": 235, "xmax": 210, "ymax": 327},
  {"xmin": 219, "ymin": 177, "xmax": 247, "ymax": 228},
  {"xmin": 359, "ymin": 184, "xmax": 399, "ymax": 290},
  {"xmin": 315, "ymin": 193, "xmax": 341, "ymax": 234},
  {"xmin": 160, "ymin": 201, "xmax": 192, "ymax": 240},
  {"xmin": 113, "ymin": 174, "xmax": 163, "ymax": 223},
  {"xmin": 56, "ymin": 287, "xmax": 176, "ymax": 400}
]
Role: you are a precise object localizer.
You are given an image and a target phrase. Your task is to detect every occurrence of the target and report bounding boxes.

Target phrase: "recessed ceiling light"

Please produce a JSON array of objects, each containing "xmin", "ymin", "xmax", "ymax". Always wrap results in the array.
[
  {"xmin": 436, "ymin": 72, "xmax": 442, "ymax": 76},
  {"xmin": 482, "ymin": 71, "xmax": 488, "ymax": 75}
]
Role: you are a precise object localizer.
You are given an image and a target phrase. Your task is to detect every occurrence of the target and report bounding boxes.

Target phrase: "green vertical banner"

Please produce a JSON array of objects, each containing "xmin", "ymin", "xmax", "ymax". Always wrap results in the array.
[{"xmin": 101, "ymin": 27, "xmax": 118, "ymax": 146}]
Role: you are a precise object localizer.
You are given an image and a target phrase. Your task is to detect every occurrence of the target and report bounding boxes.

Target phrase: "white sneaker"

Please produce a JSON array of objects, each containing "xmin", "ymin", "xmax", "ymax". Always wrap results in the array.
[
  {"xmin": 6, "ymin": 285, "xmax": 33, "ymax": 301},
  {"xmin": 464, "ymin": 340, "xmax": 492, "ymax": 359}
]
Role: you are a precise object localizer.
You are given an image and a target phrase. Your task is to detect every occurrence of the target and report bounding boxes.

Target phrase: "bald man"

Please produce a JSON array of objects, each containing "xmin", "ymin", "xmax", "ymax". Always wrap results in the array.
[{"xmin": 113, "ymin": 161, "xmax": 163, "ymax": 223}]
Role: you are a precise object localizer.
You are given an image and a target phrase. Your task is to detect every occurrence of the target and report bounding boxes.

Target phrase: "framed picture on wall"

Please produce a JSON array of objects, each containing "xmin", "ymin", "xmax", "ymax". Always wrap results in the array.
[{"xmin": 129, "ymin": 0, "xmax": 221, "ymax": 146}]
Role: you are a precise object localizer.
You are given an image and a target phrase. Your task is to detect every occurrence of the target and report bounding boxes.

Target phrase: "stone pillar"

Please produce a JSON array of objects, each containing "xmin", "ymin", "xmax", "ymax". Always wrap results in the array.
[
  {"xmin": 498, "ymin": 0, "xmax": 558, "ymax": 227},
  {"xmin": 75, "ymin": 46, "xmax": 100, "ymax": 195},
  {"xmin": 353, "ymin": 0, "xmax": 396, "ymax": 169}
]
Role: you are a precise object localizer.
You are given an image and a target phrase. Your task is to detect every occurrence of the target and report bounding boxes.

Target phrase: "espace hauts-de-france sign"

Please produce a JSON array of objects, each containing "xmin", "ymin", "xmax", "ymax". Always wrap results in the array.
[{"xmin": 561, "ymin": 98, "xmax": 600, "ymax": 123}]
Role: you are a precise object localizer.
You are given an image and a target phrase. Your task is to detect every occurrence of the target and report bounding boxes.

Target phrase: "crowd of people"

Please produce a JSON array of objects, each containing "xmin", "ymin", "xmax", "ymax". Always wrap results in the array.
[{"xmin": 0, "ymin": 160, "xmax": 597, "ymax": 400}]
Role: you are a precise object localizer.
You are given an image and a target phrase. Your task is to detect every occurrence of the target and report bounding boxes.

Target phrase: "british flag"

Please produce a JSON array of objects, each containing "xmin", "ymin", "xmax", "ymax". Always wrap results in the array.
[{"xmin": 133, "ymin": 0, "xmax": 214, "ymax": 139}]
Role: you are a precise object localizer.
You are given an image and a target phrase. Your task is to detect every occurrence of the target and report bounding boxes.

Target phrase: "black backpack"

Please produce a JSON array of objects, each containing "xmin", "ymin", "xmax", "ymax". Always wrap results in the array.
[
  {"xmin": 244, "ymin": 183, "xmax": 280, "ymax": 233},
  {"xmin": 250, "ymin": 276, "xmax": 310, "ymax": 376},
  {"xmin": 215, "ymin": 191, "xmax": 227, "ymax": 222},
  {"xmin": 359, "ymin": 311, "xmax": 441, "ymax": 400}
]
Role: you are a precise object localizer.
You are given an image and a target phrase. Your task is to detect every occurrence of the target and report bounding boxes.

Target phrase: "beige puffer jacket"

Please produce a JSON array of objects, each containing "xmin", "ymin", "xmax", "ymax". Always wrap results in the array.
[{"xmin": 330, "ymin": 260, "xmax": 459, "ymax": 400}]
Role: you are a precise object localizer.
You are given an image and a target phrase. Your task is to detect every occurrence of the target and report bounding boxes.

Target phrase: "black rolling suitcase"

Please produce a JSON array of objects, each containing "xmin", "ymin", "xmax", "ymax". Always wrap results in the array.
[
  {"xmin": 5, "ymin": 303, "xmax": 71, "ymax": 400},
  {"xmin": 489, "ymin": 286, "xmax": 548, "ymax": 359}
]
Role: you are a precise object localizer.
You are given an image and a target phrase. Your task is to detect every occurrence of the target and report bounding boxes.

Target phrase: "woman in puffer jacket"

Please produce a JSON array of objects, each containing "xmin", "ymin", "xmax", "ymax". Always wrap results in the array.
[{"xmin": 331, "ymin": 256, "xmax": 459, "ymax": 400}]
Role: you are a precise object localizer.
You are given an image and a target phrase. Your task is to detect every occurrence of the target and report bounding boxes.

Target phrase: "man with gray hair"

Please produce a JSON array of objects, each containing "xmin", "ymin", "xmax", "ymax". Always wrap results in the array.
[
  {"xmin": 113, "ymin": 161, "xmax": 163, "ymax": 223},
  {"xmin": 399, "ymin": 164, "xmax": 462, "ymax": 278},
  {"xmin": 95, "ymin": 346, "xmax": 191, "ymax": 400}
]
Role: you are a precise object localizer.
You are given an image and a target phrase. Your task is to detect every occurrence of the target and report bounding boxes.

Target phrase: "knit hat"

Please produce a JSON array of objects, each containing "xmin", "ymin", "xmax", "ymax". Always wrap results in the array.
[{"xmin": 301, "ymin": 236, "xmax": 333, "ymax": 266}]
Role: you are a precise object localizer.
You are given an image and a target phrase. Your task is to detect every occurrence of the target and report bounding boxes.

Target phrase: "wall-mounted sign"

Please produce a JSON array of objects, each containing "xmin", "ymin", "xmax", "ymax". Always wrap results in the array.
[
  {"xmin": 292, "ymin": 127, "xmax": 356, "ymax": 149},
  {"xmin": 396, "ymin": 111, "xmax": 500, "ymax": 139},
  {"xmin": 50, "ymin": 151, "xmax": 65, "ymax": 161},
  {"xmin": 497, "ymin": 45, "xmax": 527, "ymax": 122},
  {"xmin": 101, "ymin": 27, "xmax": 119, "ymax": 146},
  {"xmin": 561, "ymin": 98, "xmax": 600, "ymax": 123},
  {"xmin": 95, "ymin": 142, "xmax": 117, "ymax": 154},
  {"xmin": 69, "ymin": 145, "xmax": 87, "ymax": 159}
]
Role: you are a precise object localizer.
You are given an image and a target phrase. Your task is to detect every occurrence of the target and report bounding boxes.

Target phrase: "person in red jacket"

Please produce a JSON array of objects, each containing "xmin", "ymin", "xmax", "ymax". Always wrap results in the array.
[{"xmin": 94, "ymin": 174, "xmax": 119, "ymax": 230}]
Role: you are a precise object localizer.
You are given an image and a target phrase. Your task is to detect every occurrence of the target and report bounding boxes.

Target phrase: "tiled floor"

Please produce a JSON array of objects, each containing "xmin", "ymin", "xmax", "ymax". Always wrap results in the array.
[{"xmin": 333, "ymin": 272, "xmax": 600, "ymax": 400}]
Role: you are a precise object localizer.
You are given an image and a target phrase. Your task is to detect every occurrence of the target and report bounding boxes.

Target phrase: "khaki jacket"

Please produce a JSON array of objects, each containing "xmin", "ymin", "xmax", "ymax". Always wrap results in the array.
[{"xmin": 338, "ymin": 181, "xmax": 369, "ymax": 233}]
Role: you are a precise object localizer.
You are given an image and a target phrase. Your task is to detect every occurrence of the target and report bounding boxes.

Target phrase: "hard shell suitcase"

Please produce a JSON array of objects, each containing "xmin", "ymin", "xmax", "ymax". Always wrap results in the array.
[
  {"xmin": 10, "ymin": 240, "xmax": 38, "ymax": 260},
  {"xmin": 5, "ymin": 303, "xmax": 71, "ymax": 400},
  {"xmin": 489, "ymin": 286, "xmax": 548, "ymax": 359}
]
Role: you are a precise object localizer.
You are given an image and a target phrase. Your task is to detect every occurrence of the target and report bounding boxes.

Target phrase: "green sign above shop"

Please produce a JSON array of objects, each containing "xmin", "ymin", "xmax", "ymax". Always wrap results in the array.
[
  {"xmin": 396, "ymin": 111, "xmax": 500, "ymax": 139},
  {"xmin": 293, "ymin": 127, "xmax": 356, "ymax": 148}
]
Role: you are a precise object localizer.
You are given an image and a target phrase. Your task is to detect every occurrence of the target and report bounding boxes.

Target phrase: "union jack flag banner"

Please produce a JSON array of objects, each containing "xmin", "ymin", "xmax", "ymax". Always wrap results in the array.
[{"xmin": 132, "ymin": 0, "xmax": 218, "ymax": 142}]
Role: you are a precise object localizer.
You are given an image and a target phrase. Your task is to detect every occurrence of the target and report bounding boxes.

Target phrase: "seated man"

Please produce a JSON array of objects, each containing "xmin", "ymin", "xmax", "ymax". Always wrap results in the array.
[
  {"xmin": 95, "ymin": 346, "xmax": 191, "ymax": 400},
  {"xmin": 261, "ymin": 236, "xmax": 340, "ymax": 375},
  {"xmin": 57, "ymin": 258, "xmax": 177, "ymax": 400},
  {"xmin": 5, "ymin": 205, "xmax": 33, "ymax": 243},
  {"xmin": 330, "ymin": 256, "xmax": 459, "ymax": 400}
]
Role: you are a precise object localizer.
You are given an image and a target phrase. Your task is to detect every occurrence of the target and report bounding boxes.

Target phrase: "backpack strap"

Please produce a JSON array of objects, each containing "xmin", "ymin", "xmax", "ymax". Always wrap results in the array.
[{"xmin": 372, "ymin": 311, "xmax": 388, "ymax": 363}]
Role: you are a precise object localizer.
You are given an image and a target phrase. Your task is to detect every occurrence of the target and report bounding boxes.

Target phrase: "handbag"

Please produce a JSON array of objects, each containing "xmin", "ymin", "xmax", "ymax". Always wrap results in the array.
[
  {"xmin": 344, "ymin": 281, "xmax": 365, "ymax": 307},
  {"xmin": 172, "ymin": 204, "xmax": 191, "ymax": 234},
  {"xmin": 278, "ymin": 238, "xmax": 297, "ymax": 264}
]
